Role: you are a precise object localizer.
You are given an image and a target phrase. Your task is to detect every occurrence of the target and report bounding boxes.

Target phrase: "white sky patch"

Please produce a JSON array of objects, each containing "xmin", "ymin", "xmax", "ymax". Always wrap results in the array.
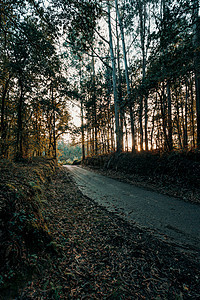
[{"xmin": 69, "ymin": 103, "xmax": 81, "ymax": 127}]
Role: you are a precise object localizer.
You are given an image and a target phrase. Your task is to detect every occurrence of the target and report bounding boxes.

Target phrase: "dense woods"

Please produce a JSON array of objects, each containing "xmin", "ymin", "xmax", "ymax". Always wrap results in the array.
[
  {"xmin": 75, "ymin": 0, "xmax": 200, "ymax": 155},
  {"xmin": 1, "ymin": 1, "xmax": 200, "ymax": 297},
  {"xmin": 0, "ymin": 0, "xmax": 200, "ymax": 159}
]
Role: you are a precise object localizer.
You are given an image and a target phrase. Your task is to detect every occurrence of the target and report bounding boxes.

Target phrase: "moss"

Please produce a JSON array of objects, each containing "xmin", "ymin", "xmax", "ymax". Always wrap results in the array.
[{"xmin": 0, "ymin": 157, "xmax": 57, "ymax": 292}]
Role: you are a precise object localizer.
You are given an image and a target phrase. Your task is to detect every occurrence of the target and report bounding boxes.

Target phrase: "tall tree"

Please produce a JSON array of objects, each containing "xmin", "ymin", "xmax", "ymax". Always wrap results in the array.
[
  {"xmin": 193, "ymin": 0, "xmax": 200, "ymax": 148},
  {"xmin": 107, "ymin": 0, "xmax": 122, "ymax": 152},
  {"xmin": 115, "ymin": 0, "xmax": 135, "ymax": 152}
]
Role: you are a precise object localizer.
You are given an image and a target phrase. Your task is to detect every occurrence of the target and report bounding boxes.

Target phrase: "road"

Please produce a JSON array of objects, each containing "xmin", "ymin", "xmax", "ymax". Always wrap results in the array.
[{"xmin": 65, "ymin": 165, "xmax": 200, "ymax": 252}]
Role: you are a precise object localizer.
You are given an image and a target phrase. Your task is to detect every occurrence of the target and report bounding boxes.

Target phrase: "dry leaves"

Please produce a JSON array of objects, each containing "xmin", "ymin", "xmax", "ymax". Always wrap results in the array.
[{"xmin": 18, "ymin": 168, "xmax": 200, "ymax": 299}]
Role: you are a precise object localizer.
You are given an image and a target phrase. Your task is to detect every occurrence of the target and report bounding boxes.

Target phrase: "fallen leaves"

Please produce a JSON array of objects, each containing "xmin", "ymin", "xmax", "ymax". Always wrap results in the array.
[{"xmin": 5, "ymin": 167, "xmax": 199, "ymax": 299}]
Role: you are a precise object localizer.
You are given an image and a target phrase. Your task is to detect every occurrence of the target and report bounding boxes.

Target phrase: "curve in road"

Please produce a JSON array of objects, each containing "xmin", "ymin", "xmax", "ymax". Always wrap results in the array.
[{"xmin": 65, "ymin": 165, "xmax": 200, "ymax": 253}]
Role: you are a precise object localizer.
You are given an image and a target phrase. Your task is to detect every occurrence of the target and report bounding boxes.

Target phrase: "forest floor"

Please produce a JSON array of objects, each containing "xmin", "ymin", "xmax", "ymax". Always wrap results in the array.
[{"xmin": 0, "ymin": 158, "xmax": 200, "ymax": 299}]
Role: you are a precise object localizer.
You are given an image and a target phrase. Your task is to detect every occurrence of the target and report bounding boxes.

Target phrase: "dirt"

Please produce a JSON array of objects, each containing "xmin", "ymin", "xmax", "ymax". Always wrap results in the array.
[{"xmin": 10, "ymin": 167, "xmax": 200, "ymax": 299}]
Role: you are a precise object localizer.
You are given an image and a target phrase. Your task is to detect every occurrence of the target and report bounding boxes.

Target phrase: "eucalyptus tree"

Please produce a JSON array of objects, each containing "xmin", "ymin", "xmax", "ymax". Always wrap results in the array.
[
  {"xmin": 147, "ymin": 0, "xmax": 195, "ymax": 150},
  {"xmin": 106, "ymin": 0, "xmax": 123, "ymax": 152},
  {"xmin": 193, "ymin": 0, "xmax": 200, "ymax": 148},
  {"xmin": 115, "ymin": 0, "xmax": 135, "ymax": 152},
  {"xmin": 123, "ymin": 0, "xmax": 154, "ymax": 150}
]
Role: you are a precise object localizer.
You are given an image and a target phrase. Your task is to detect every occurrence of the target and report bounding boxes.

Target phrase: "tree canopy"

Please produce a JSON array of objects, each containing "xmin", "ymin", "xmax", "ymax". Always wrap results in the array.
[{"xmin": 1, "ymin": 0, "xmax": 200, "ymax": 161}]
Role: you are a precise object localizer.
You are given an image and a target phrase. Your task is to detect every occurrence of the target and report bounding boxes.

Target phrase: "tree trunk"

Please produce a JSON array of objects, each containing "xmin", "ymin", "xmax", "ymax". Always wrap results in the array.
[
  {"xmin": 86, "ymin": 126, "xmax": 89, "ymax": 156},
  {"xmin": 138, "ymin": 0, "xmax": 148, "ymax": 151},
  {"xmin": 175, "ymin": 92, "xmax": 182, "ymax": 149},
  {"xmin": 91, "ymin": 55, "xmax": 98, "ymax": 155},
  {"xmin": 183, "ymin": 81, "xmax": 188, "ymax": 148},
  {"xmin": 139, "ymin": 95, "xmax": 143, "ymax": 151},
  {"xmin": 16, "ymin": 77, "xmax": 24, "ymax": 160},
  {"xmin": 111, "ymin": 115, "xmax": 115, "ymax": 151},
  {"xmin": 160, "ymin": 83, "xmax": 169, "ymax": 151},
  {"xmin": 193, "ymin": 1, "xmax": 200, "ymax": 148},
  {"xmin": 144, "ymin": 94, "xmax": 148, "ymax": 151},
  {"xmin": 0, "ymin": 76, "xmax": 10, "ymax": 156},
  {"xmin": 51, "ymin": 84, "xmax": 56, "ymax": 158},
  {"xmin": 107, "ymin": 1, "xmax": 122, "ymax": 153},
  {"xmin": 115, "ymin": 0, "xmax": 135, "ymax": 152},
  {"xmin": 190, "ymin": 79, "xmax": 195, "ymax": 147},
  {"xmin": 116, "ymin": 16, "xmax": 124, "ymax": 151},
  {"xmin": 81, "ymin": 100, "xmax": 85, "ymax": 160},
  {"xmin": 151, "ymin": 99, "xmax": 157, "ymax": 150},
  {"xmin": 167, "ymin": 81, "xmax": 173, "ymax": 151},
  {"xmin": 80, "ymin": 64, "xmax": 86, "ymax": 160}
]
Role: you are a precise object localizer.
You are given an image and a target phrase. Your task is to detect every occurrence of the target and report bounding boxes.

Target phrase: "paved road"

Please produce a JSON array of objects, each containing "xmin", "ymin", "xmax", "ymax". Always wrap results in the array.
[{"xmin": 65, "ymin": 165, "xmax": 200, "ymax": 252}]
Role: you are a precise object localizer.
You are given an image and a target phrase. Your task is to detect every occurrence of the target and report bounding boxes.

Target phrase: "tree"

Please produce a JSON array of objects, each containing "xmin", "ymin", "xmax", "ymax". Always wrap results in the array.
[
  {"xmin": 0, "ymin": 0, "xmax": 70, "ymax": 159},
  {"xmin": 115, "ymin": 0, "xmax": 135, "ymax": 152},
  {"xmin": 193, "ymin": 0, "xmax": 200, "ymax": 148},
  {"xmin": 107, "ymin": 0, "xmax": 122, "ymax": 153}
]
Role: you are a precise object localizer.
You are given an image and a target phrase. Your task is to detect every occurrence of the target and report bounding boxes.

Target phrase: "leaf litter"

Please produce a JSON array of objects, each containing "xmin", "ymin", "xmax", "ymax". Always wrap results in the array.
[{"xmin": 18, "ymin": 167, "xmax": 200, "ymax": 299}]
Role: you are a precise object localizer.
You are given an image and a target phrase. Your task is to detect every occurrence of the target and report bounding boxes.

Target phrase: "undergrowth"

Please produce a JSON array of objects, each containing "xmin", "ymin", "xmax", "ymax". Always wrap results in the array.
[
  {"xmin": 0, "ymin": 157, "xmax": 57, "ymax": 296},
  {"xmin": 83, "ymin": 150, "xmax": 200, "ymax": 204}
]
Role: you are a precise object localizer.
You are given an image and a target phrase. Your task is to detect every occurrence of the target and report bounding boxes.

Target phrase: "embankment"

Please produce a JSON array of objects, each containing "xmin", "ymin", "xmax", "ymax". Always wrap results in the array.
[{"xmin": 0, "ymin": 157, "xmax": 57, "ymax": 295}]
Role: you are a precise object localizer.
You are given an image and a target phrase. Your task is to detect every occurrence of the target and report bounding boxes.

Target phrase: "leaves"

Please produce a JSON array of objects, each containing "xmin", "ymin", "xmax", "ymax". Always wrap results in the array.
[{"xmin": 16, "ymin": 167, "xmax": 200, "ymax": 299}]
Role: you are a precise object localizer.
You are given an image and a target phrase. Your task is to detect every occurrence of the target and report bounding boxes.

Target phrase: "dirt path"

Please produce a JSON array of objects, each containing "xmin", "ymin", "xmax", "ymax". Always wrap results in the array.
[{"xmin": 66, "ymin": 165, "xmax": 200, "ymax": 253}]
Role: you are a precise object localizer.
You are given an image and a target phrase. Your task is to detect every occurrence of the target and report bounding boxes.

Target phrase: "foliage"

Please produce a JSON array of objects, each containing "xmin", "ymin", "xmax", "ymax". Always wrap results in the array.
[
  {"xmin": 0, "ymin": 157, "xmax": 57, "ymax": 293},
  {"xmin": 0, "ymin": 0, "xmax": 98, "ymax": 160},
  {"xmin": 61, "ymin": 0, "xmax": 200, "ymax": 154},
  {"xmin": 1, "ymin": 0, "xmax": 200, "ymax": 158},
  {"xmin": 57, "ymin": 139, "xmax": 82, "ymax": 164}
]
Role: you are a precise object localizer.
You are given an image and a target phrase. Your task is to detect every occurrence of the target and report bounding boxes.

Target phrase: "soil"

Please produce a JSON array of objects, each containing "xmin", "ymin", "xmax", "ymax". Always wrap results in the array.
[{"xmin": 12, "ymin": 167, "xmax": 200, "ymax": 299}]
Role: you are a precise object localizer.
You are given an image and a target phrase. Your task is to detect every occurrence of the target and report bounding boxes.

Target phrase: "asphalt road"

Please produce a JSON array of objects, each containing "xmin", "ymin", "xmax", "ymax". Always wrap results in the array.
[{"xmin": 65, "ymin": 165, "xmax": 200, "ymax": 252}]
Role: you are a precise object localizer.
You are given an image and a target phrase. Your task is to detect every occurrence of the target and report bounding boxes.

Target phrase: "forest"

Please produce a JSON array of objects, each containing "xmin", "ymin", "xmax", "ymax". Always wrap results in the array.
[
  {"xmin": 1, "ymin": 0, "xmax": 200, "ymax": 298},
  {"xmin": 1, "ymin": 0, "xmax": 200, "ymax": 160},
  {"xmin": 57, "ymin": 140, "xmax": 82, "ymax": 164}
]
